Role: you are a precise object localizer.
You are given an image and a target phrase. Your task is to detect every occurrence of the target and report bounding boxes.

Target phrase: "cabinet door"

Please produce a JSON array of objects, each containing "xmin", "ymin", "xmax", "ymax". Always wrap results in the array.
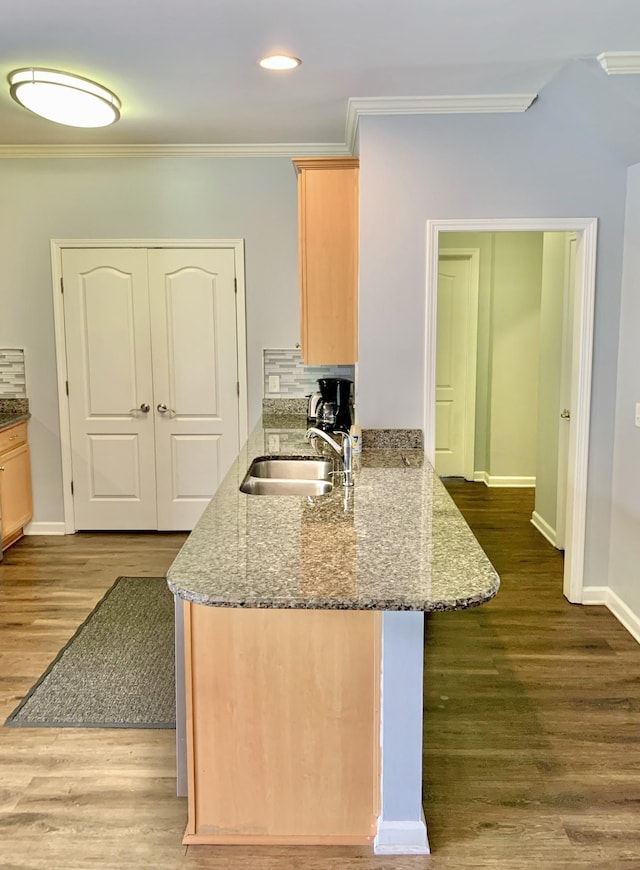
[
  {"xmin": 294, "ymin": 158, "xmax": 359, "ymax": 365},
  {"xmin": 1, "ymin": 442, "xmax": 33, "ymax": 548}
]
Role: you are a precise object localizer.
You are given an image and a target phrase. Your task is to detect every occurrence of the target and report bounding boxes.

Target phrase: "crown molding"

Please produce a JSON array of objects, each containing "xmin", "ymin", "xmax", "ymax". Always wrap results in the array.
[
  {"xmin": 597, "ymin": 52, "xmax": 640, "ymax": 75},
  {"xmin": 345, "ymin": 94, "xmax": 538, "ymax": 152},
  {"xmin": 0, "ymin": 141, "xmax": 353, "ymax": 159},
  {"xmin": 0, "ymin": 94, "xmax": 538, "ymax": 159}
]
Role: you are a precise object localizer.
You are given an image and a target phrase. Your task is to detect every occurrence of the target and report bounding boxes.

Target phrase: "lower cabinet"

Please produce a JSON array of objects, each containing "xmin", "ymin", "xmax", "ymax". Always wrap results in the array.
[
  {"xmin": 0, "ymin": 421, "xmax": 33, "ymax": 550},
  {"xmin": 182, "ymin": 603, "xmax": 380, "ymax": 845}
]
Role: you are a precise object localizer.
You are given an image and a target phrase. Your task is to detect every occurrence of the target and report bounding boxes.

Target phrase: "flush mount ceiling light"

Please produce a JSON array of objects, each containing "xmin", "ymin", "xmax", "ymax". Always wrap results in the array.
[
  {"xmin": 258, "ymin": 54, "xmax": 301, "ymax": 71},
  {"xmin": 8, "ymin": 68, "xmax": 121, "ymax": 127}
]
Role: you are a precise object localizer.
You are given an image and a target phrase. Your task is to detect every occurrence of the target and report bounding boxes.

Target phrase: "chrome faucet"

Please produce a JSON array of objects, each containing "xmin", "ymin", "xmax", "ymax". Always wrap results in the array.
[{"xmin": 305, "ymin": 427, "xmax": 353, "ymax": 487}]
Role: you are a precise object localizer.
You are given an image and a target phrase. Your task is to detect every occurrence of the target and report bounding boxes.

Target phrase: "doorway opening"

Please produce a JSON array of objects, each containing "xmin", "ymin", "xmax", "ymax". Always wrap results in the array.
[{"xmin": 425, "ymin": 219, "xmax": 597, "ymax": 604}]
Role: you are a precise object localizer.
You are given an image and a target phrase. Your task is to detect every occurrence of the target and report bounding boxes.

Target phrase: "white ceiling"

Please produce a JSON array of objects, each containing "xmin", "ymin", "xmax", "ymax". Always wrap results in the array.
[{"xmin": 1, "ymin": 0, "xmax": 640, "ymax": 150}]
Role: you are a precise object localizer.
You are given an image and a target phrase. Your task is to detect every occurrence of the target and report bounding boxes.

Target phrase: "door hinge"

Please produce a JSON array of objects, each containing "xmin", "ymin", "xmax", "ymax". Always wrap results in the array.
[
  {"xmin": 237, "ymin": 381, "xmax": 240, "ymax": 396},
  {"xmin": 60, "ymin": 277, "xmax": 64, "ymax": 294},
  {"xmin": 234, "ymin": 277, "xmax": 237, "ymax": 294},
  {"xmin": 70, "ymin": 480, "xmax": 74, "ymax": 495},
  {"xmin": 65, "ymin": 380, "xmax": 69, "ymax": 396}
]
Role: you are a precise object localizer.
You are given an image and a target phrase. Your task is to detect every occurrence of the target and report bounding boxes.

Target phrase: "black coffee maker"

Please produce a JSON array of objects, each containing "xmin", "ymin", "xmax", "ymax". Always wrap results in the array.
[{"xmin": 316, "ymin": 378, "xmax": 353, "ymax": 432}]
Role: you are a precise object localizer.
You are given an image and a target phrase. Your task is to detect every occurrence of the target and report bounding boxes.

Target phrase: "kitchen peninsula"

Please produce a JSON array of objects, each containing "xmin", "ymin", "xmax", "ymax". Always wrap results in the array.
[{"xmin": 168, "ymin": 415, "xmax": 499, "ymax": 855}]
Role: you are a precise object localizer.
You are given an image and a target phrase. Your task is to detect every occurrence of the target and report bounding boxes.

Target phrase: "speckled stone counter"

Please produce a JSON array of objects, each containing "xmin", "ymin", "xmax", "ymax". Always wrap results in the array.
[
  {"xmin": 0, "ymin": 412, "xmax": 30, "ymax": 432},
  {"xmin": 0, "ymin": 397, "xmax": 30, "ymax": 431},
  {"xmin": 167, "ymin": 417, "xmax": 499, "ymax": 611}
]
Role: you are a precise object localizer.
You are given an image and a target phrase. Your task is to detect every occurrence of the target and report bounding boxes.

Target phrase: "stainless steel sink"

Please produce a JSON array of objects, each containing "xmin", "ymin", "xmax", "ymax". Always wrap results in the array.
[{"xmin": 240, "ymin": 456, "xmax": 334, "ymax": 496}]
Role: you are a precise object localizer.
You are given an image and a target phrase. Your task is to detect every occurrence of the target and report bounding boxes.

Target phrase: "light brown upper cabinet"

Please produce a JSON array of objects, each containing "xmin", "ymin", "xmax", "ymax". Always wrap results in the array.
[{"xmin": 293, "ymin": 157, "xmax": 359, "ymax": 365}]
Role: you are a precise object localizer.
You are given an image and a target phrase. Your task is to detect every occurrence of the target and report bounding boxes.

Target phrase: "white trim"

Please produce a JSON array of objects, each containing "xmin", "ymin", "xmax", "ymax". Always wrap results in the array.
[
  {"xmin": 425, "ymin": 218, "xmax": 598, "ymax": 607},
  {"xmin": 582, "ymin": 587, "xmax": 640, "ymax": 646},
  {"xmin": 51, "ymin": 238, "xmax": 249, "ymax": 534},
  {"xmin": 597, "ymin": 52, "xmax": 640, "ymax": 75},
  {"xmin": 374, "ymin": 813, "xmax": 430, "ymax": 855},
  {"xmin": 581, "ymin": 586, "xmax": 609, "ymax": 605},
  {"xmin": 472, "ymin": 471, "xmax": 535, "ymax": 488},
  {"xmin": 50, "ymin": 243, "xmax": 75, "ymax": 534},
  {"xmin": 531, "ymin": 511, "xmax": 557, "ymax": 548},
  {"xmin": 555, "ymin": 233, "xmax": 577, "ymax": 551},
  {"xmin": 0, "ymin": 142, "xmax": 352, "ymax": 159},
  {"xmin": 23, "ymin": 521, "xmax": 67, "ymax": 536},
  {"xmin": 346, "ymin": 94, "xmax": 536, "ymax": 153},
  {"xmin": 51, "ymin": 237, "xmax": 246, "ymax": 249},
  {"xmin": 233, "ymin": 246, "xmax": 249, "ymax": 444},
  {"xmin": 0, "ymin": 95, "xmax": 538, "ymax": 161}
]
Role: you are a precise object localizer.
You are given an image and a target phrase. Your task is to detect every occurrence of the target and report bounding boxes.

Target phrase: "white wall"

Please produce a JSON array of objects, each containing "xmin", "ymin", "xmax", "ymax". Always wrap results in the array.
[
  {"xmin": 608, "ymin": 163, "xmax": 640, "ymax": 612},
  {"xmin": 0, "ymin": 156, "xmax": 299, "ymax": 525},
  {"xmin": 357, "ymin": 104, "xmax": 628, "ymax": 589}
]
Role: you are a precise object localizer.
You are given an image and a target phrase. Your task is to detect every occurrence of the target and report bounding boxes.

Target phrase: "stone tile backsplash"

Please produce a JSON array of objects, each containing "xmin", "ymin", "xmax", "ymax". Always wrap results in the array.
[
  {"xmin": 0, "ymin": 349, "xmax": 26, "ymax": 398},
  {"xmin": 263, "ymin": 348, "xmax": 354, "ymax": 398}
]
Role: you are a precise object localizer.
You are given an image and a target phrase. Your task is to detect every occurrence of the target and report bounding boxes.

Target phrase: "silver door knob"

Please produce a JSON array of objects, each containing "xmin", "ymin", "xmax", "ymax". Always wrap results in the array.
[
  {"xmin": 560, "ymin": 409, "xmax": 571, "ymax": 419},
  {"xmin": 129, "ymin": 403, "xmax": 151, "ymax": 414},
  {"xmin": 157, "ymin": 403, "xmax": 175, "ymax": 415}
]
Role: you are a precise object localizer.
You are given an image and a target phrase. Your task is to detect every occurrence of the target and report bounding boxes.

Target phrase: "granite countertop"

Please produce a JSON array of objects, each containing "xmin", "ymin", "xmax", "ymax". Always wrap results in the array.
[
  {"xmin": 0, "ymin": 412, "xmax": 30, "ymax": 432},
  {"xmin": 167, "ymin": 416, "xmax": 500, "ymax": 612}
]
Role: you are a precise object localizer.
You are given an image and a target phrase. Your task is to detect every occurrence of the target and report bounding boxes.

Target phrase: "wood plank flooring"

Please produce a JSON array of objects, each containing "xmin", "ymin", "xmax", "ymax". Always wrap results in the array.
[{"xmin": 0, "ymin": 489, "xmax": 638, "ymax": 868}]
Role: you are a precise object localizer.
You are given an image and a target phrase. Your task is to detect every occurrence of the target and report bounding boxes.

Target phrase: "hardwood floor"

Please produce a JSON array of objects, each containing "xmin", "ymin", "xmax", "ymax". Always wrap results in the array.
[
  {"xmin": 0, "ymin": 489, "xmax": 638, "ymax": 868},
  {"xmin": 428, "ymin": 481, "xmax": 640, "ymax": 868}
]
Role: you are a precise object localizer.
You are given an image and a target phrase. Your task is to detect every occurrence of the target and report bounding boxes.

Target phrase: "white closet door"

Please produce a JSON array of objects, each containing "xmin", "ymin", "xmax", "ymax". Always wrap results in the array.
[
  {"xmin": 62, "ymin": 249, "xmax": 158, "ymax": 529},
  {"xmin": 148, "ymin": 249, "xmax": 240, "ymax": 530}
]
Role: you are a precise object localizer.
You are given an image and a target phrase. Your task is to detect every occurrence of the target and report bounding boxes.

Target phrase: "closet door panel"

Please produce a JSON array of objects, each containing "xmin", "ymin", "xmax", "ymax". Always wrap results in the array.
[
  {"xmin": 62, "ymin": 248, "xmax": 157, "ymax": 530},
  {"xmin": 148, "ymin": 249, "xmax": 239, "ymax": 530}
]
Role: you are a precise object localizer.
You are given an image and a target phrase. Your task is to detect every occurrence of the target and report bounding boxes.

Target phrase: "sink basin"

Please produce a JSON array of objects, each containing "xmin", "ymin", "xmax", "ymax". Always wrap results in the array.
[{"xmin": 240, "ymin": 456, "xmax": 334, "ymax": 496}]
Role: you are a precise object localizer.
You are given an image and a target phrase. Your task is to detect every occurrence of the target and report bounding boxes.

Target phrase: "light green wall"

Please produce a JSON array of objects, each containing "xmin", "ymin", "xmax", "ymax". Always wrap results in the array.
[
  {"xmin": 439, "ymin": 231, "xmax": 543, "ymax": 480},
  {"xmin": 534, "ymin": 232, "xmax": 572, "ymax": 533},
  {"xmin": 489, "ymin": 233, "xmax": 543, "ymax": 478},
  {"xmin": 438, "ymin": 232, "xmax": 493, "ymax": 470}
]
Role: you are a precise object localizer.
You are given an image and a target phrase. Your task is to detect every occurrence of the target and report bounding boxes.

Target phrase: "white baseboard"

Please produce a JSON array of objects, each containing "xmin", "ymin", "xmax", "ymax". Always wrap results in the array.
[
  {"xmin": 531, "ymin": 511, "xmax": 557, "ymax": 547},
  {"xmin": 473, "ymin": 471, "xmax": 536, "ymax": 488},
  {"xmin": 23, "ymin": 521, "xmax": 67, "ymax": 536},
  {"xmin": 581, "ymin": 586, "xmax": 640, "ymax": 645},
  {"xmin": 580, "ymin": 585, "xmax": 609, "ymax": 605},
  {"xmin": 374, "ymin": 812, "xmax": 430, "ymax": 855}
]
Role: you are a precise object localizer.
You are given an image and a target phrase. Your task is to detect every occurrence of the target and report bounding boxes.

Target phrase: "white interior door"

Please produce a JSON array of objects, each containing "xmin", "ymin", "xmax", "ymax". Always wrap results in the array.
[
  {"xmin": 148, "ymin": 249, "xmax": 239, "ymax": 530},
  {"xmin": 63, "ymin": 246, "xmax": 241, "ymax": 532},
  {"xmin": 62, "ymin": 249, "xmax": 158, "ymax": 529},
  {"xmin": 435, "ymin": 252, "xmax": 479, "ymax": 479}
]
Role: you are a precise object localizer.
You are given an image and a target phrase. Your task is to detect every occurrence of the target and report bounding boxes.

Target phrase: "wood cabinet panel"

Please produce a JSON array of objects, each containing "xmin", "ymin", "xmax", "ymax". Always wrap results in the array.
[
  {"xmin": 294, "ymin": 157, "xmax": 359, "ymax": 365},
  {"xmin": 183, "ymin": 604, "xmax": 380, "ymax": 845},
  {"xmin": 1, "ymin": 428, "xmax": 33, "ymax": 550},
  {"xmin": 0, "ymin": 421, "xmax": 27, "ymax": 455}
]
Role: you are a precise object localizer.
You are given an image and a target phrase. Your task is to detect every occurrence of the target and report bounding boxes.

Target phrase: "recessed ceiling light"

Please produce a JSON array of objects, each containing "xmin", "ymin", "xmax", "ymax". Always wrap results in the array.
[
  {"xmin": 259, "ymin": 55, "xmax": 301, "ymax": 71},
  {"xmin": 8, "ymin": 68, "xmax": 121, "ymax": 128}
]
